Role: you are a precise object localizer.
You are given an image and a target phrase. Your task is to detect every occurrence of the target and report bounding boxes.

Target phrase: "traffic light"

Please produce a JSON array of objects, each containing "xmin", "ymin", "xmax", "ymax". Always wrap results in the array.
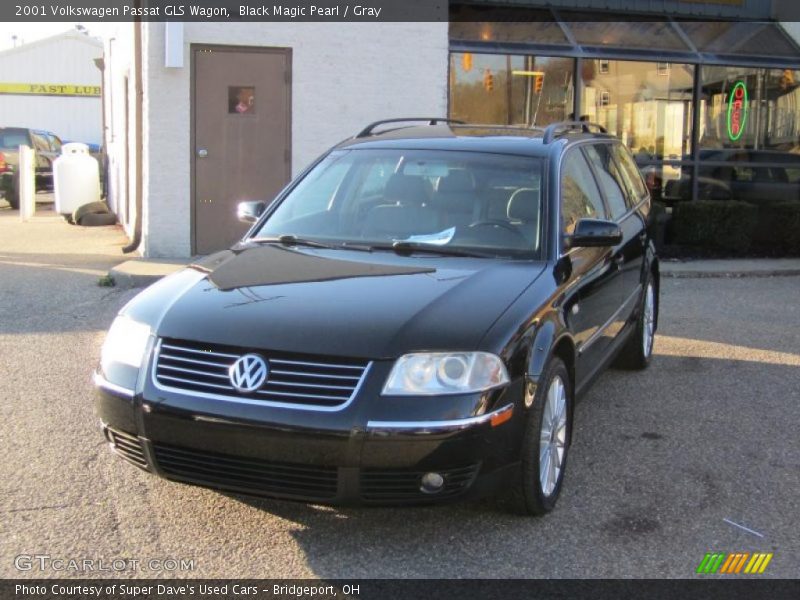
[
  {"xmin": 483, "ymin": 69, "xmax": 494, "ymax": 92},
  {"xmin": 461, "ymin": 52, "xmax": 473, "ymax": 73},
  {"xmin": 534, "ymin": 74, "xmax": 544, "ymax": 93}
]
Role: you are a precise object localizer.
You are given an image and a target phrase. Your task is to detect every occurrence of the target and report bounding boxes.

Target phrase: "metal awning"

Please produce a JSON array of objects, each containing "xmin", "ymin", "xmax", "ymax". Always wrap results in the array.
[{"xmin": 449, "ymin": 4, "xmax": 800, "ymax": 68}]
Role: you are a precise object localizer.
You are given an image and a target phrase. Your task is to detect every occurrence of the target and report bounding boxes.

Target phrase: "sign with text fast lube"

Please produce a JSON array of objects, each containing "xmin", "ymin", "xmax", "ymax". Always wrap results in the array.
[{"xmin": 0, "ymin": 83, "xmax": 101, "ymax": 97}]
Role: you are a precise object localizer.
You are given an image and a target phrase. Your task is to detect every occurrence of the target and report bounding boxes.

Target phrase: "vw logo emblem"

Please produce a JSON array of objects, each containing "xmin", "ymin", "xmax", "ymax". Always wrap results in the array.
[{"xmin": 229, "ymin": 354, "xmax": 269, "ymax": 393}]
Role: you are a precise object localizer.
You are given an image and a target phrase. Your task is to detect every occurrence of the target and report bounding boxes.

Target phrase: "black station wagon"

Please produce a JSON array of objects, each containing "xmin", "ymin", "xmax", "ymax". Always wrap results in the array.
[{"xmin": 96, "ymin": 119, "xmax": 659, "ymax": 515}]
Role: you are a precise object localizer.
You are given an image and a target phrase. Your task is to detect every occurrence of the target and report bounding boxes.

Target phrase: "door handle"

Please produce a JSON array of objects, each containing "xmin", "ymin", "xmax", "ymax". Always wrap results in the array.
[
  {"xmin": 614, "ymin": 254, "xmax": 625, "ymax": 270},
  {"xmin": 197, "ymin": 148, "xmax": 208, "ymax": 158}
]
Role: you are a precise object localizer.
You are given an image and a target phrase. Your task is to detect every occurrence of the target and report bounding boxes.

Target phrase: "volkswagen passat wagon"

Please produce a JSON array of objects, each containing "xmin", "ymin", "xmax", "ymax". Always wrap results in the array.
[{"xmin": 96, "ymin": 119, "xmax": 658, "ymax": 515}]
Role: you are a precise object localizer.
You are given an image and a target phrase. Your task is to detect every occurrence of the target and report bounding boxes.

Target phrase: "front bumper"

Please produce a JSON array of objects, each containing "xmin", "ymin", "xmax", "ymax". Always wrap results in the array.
[{"xmin": 95, "ymin": 371, "xmax": 524, "ymax": 506}]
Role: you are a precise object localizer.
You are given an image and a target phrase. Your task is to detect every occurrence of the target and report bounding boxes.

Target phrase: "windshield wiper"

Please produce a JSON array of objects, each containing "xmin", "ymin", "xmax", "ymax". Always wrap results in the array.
[
  {"xmin": 250, "ymin": 234, "xmax": 335, "ymax": 249},
  {"xmin": 377, "ymin": 241, "xmax": 493, "ymax": 258}
]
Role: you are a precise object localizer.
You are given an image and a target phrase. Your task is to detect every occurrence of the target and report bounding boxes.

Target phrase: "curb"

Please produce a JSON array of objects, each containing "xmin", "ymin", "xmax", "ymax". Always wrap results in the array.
[
  {"xmin": 662, "ymin": 269, "xmax": 800, "ymax": 279},
  {"xmin": 108, "ymin": 260, "xmax": 187, "ymax": 288}
]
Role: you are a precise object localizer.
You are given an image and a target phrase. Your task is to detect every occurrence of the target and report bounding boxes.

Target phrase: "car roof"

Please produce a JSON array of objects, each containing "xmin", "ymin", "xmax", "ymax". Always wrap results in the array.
[{"xmin": 335, "ymin": 123, "xmax": 616, "ymax": 157}]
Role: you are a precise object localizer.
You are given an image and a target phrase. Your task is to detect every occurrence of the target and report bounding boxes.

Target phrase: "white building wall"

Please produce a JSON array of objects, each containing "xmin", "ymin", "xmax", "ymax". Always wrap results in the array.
[
  {"xmin": 0, "ymin": 32, "xmax": 103, "ymax": 143},
  {"xmin": 140, "ymin": 21, "xmax": 449, "ymax": 258},
  {"xmin": 102, "ymin": 26, "xmax": 138, "ymax": 238}
]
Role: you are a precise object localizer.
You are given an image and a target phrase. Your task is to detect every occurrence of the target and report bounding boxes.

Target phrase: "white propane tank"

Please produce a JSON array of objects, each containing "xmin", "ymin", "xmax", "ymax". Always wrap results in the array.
[{"xmin": 54, "ymin": 142, "xmax": 101, "ymax": 217}]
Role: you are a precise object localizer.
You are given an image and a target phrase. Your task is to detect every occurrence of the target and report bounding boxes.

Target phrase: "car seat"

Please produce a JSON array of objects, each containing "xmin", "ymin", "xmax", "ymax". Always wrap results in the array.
[
  {"xmin": 362, "ymin": 174, "xmax": 441, "ymax": 239},
  {"xmin": 434, "ymin": 170, "xmax": 479, "ymax": 228}
]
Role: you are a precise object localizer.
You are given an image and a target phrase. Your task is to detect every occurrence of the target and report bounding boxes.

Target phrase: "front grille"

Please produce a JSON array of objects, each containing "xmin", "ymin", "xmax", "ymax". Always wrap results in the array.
[
  {"xmin": 153, "ymin": 338, "xmax": 370, "ymax": 409},
  {"xmin": 105, "ymin": 427, "xmax": 148, "ymax": 470},
  {"xmin": 153, "ymin": 443, "xmax": 338, "ymax": 500},
  {"xmin": 360, "ymin": 464, "xmax": 480, "ymax": 503}
]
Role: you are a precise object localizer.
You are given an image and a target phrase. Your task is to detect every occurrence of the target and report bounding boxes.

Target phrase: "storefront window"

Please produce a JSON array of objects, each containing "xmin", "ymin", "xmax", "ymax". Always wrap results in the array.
[
  {"xmin": 449, "ymin": 53, "xmax": 574, "ymax": 126},
  {"xmin": 699, "ymin": 66, "xmax": 800, "ymax": 157},
  {"xmin": 580, "ymin": 60, "xmax": 694, "ymax": 162}
]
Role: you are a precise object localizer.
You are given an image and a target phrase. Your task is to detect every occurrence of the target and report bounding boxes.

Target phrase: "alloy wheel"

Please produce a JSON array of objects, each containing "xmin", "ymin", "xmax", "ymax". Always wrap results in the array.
[
  {"xmin": 642, "ymin": 283, "xmax": 655, "ymax": 358},
  {"xmin": 539, "ymin": 375, "xmax": 568, "ymax": 497}
]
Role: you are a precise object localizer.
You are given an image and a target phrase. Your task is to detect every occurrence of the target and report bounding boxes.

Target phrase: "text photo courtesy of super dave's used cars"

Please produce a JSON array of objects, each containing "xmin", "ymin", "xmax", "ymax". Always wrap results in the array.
[{"xmin": 96, "ymin": 119, "xmax": 658, "ymax": 514}]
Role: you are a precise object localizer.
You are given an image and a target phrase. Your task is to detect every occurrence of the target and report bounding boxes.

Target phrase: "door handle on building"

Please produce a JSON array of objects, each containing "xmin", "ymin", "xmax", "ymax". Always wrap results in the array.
[{"xmin": 197, "ymin": 148, "xmax": 208, "ymax": 158}]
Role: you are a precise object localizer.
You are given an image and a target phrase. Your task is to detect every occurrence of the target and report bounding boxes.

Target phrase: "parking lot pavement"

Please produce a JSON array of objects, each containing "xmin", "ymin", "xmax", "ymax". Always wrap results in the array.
[{"xmin": 1, "ymin": 211, "xmax": 798, "ymax": 578}]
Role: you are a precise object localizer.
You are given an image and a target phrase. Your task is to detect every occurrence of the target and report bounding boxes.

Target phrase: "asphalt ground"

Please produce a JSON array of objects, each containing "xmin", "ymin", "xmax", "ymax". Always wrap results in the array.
[{"xmin": 1, "ymin": 206, "xmax": 798, "ymax": 579}]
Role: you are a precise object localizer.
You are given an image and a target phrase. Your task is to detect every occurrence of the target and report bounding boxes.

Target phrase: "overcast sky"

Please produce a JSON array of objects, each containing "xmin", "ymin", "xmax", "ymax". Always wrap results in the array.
[{"xmin": 0, "ymin": 22, "xmax": 120, "ymax": 50}]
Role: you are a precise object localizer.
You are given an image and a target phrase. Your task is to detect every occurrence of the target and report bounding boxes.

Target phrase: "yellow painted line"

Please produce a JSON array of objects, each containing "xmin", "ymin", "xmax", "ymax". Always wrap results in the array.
[{"xmin": 758, "ymin": 553, "xmax": 773, "ymax": 573}]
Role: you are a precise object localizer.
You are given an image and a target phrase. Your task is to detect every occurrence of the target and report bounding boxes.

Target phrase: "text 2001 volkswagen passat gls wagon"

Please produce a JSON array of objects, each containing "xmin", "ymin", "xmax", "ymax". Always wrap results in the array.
[{"xmin": 96, "ymin": 119, "xmax": 658, "ymax": 515}]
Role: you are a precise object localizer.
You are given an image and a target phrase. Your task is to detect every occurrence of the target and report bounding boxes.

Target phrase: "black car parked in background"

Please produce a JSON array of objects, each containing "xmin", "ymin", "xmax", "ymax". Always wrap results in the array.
[
  {"xmin": 0, "ymin": 127, "xmax": 62, "ymax": 209},
  {"xmin": 95, "ymin": 119, "xmax": 659, "ymax": 515}
]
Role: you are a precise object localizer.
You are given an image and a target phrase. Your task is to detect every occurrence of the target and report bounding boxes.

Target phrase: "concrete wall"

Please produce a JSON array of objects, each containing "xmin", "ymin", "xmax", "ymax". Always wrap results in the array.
[
  {"xmin": 0, "ymin": 32, "xmax": 103, "ymax": 144},
  {"xmin": 139, "ymin": 21, "xmax": 449, "ymax": 258}
]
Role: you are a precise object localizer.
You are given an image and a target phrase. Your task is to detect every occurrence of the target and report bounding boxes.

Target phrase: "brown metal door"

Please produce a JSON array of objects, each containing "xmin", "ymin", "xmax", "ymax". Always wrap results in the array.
[{"xmin": 193, "ymin": 46, "xmax": 291, "ymax": 254}]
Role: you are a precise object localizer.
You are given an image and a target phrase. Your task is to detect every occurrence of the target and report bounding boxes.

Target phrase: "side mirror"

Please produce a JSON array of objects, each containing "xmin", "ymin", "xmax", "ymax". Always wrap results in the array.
[
  {"xmin": 567, "ymin": 218, "xmax": 622, "ymax": 248},
  {"xmin": 237, "ymin": 201, "xmax": 266, "ymax": 224}
]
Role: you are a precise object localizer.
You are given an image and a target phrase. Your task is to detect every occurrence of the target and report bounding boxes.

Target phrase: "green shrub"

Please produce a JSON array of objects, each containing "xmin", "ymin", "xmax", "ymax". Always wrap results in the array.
[
  {"xmin": 753, "ymin": 201, "xmax": 800, "ymax": 255},
  {"xmin": 673, "ymin": 201, "xmax": 758, "ymax": 254}
]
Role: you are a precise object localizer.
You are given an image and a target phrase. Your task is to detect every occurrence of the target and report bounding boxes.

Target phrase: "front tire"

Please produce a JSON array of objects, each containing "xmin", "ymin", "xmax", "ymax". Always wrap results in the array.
[
  {"xmin": 614, "ymin": 275, "xmax": 657, "ymax": 370},
  {"xmin": 507, "ymin": 358, "xmax": 572, "ymax": 516}
]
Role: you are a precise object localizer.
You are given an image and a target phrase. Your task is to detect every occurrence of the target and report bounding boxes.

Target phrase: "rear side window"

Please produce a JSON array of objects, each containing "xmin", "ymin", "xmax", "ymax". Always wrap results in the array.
[
  {"xmin": 611, "ymin": 143, "xmax": 648, "ymax": 205},
  {"xmin": 560, "ymin": 149, "xmax": 606, "ymax": 235},
  {"xmin": 48, "ymin": 134, "xmax": 62, "ymax": 153},
  {"xmin": 30, "ymin": 132, "xmax": 50, "ymax": 153},
  {"xmin": 583, "ymin": 144, "xmax": 628, "ymax": 219}
]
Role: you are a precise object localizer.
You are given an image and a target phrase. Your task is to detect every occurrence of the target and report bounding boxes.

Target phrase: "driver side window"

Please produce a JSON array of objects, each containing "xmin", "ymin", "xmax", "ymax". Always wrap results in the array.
[{"xmin": 560, "ymin": 150, "xmax": 606, "ymax": 237}]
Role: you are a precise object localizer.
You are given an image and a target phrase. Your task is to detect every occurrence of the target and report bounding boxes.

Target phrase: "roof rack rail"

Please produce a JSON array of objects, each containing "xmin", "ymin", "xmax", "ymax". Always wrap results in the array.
[
  {"xmin": 542, "ymin": 121, "xmax": 608, "ymax": 144},
  {"xmin": 355, "ymin": 118, "xmax": 465, "ymax": 138}
]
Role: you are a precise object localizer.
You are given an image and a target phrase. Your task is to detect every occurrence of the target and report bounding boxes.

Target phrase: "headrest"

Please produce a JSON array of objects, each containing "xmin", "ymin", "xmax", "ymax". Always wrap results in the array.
[
  {"xmin": 436, "ymin": 170, "xmax": 475, "ymax": 193},
  {"xmin": 384, "ymin": 174, "xmax": 428, "ymax": 206},
  {"xmin": 507, "ymin": 189, "xmax": 540, "ymax": 222}
]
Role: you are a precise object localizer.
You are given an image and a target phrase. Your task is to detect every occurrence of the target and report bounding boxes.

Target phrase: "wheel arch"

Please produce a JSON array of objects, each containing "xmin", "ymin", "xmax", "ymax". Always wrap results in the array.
[{"xmin": 526, "ymin": 321, "xmax": 576, "ymax": 439}]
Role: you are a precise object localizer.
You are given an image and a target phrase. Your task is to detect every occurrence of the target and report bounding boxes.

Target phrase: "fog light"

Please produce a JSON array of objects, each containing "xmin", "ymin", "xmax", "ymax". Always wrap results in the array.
[{"xmin": 420, "ymin": 472, "xmax": 445, "ymax": 494}]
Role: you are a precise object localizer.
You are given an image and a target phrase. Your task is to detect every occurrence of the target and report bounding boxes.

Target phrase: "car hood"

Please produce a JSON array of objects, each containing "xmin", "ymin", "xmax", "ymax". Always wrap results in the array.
[{"xmin": 125, "ymin": 244, "xmax": 545, "ymax": 359}]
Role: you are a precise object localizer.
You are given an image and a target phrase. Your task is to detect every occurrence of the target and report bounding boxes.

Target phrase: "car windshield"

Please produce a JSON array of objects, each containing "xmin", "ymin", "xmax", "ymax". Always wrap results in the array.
[{"xmin": 253, "ymin": 149, "xmax": 544, "ymax": 259}]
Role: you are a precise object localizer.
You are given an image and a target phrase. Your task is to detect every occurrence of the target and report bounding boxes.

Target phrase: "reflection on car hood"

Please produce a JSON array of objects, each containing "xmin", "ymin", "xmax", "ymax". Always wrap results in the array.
[{"xmin": 126, "ymin": 244, "xmax": 546, "ymax": 359}]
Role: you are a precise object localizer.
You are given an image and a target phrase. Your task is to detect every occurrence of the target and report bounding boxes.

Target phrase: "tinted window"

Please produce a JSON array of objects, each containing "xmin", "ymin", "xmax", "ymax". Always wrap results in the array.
[
  {"xmin": 48, "ymin": 134, "xmax": 62, "ymax": 153},
  {"xmin": 30, "ymin": 132, "xmax": 50, "ymax": 153},
  {"xmin": 560, "ymin": 150, "xmax": 605, "ymax": 235},
  {"xmin": 611, "ymin": 143, "xmax": 648, "ymax": 204},
  {"xmin": 583, "ymin": 144, "xmax": 628, "ymax": 219}
]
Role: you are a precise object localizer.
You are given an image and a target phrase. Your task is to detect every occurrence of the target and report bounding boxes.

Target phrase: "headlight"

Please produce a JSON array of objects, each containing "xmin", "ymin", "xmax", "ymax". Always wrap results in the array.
[
  {"xmin": 382, "ymin": 352, "xmax": 509, "ymax": 396},
  {"xmin": 100, "ymin": 315, "xmax": 152, "ymax": 371}
]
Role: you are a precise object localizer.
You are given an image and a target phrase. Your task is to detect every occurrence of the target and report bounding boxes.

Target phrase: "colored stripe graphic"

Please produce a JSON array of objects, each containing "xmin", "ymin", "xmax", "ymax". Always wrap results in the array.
[
  {"xmin": 697, "ymin": 553, "xmax": 726, "ymax": 574},
  {"xmin": 699, "ymin": 552, "xmax": 773, "ymax": 574}
]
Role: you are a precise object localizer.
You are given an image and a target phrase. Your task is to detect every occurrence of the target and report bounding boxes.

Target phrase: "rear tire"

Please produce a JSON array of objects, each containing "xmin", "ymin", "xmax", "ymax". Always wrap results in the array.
[
  {"xmin": 77, "ymin": 212, "xmax": 117, "ymax": 227},
  {"xmin": 3, "ymin": 173, "xmax": 20, "ymax": 210},
  {"xmin": 71, "ymin": 201, "xmax": 110, "ymax": 224},
  {"xmin": 505, "ymin": 358, "xmax": 572, "ymax": 516},
  {"xmin": 614, "ymin": 275, "xmax": 657, "ymax": 370}
]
